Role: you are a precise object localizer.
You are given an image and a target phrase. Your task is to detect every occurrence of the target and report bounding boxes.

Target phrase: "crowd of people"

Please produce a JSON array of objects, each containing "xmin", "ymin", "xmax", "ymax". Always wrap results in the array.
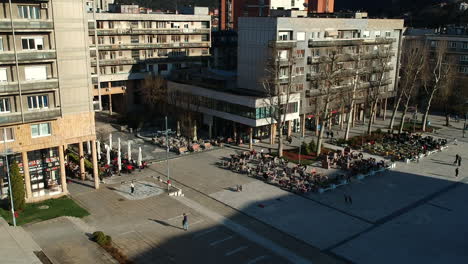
[{"xmin": 219, "ymin": 149, "xmax": 390, "ymax": 194}]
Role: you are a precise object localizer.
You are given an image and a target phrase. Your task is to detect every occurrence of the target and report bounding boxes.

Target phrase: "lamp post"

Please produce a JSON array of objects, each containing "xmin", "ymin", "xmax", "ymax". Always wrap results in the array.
[
  {"xmin": 298, "ymin": 135, "xmax": 304, "ymax": 165},
  {"xmin": 165, "ymin": 116, "xmax": 170, "ymax": 191}
]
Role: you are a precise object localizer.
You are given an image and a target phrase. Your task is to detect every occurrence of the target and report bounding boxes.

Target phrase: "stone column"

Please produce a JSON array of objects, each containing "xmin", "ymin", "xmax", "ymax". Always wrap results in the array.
[
  {"xmin": 91, "ymin": 140, "xmax": 99, "ymax": 189},
  {"xmin": 300, "ymin": 114, "xmax": 306, "ymax": 138},
  {"xmin": 109, "ymin": 94, "xmax": 113, "ymax": 115},
  {"xmin": 208, "ymin": 124, "xmax": 212, "ymax": 139},
  {"xmin": 58, "ymin": 145, "xmax": 68, "ymax": 194},
  {"xmin": 287, "ymin": 121, "xmax": 292, "ymax": 137},
  {"xmin": 352, "ymin": 106, "xmax": 356, "ymax": 127},
  {"xmin": 249, "ymin": 127, "xmax": 253, "ymax": 150},
  {"xmin": 21, "ymin": 152, "xmax": 32, "ymax": 199},
  {"xmin": 233, "ymin": 122, "xmax": 237, "ymax": 142},
  {"xmin": 78, "ymin": 142, "xmax": 85, "ymax": 180}
]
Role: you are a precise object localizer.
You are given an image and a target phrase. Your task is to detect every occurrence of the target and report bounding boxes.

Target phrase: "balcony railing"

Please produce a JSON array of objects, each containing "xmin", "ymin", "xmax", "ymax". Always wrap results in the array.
[
  {"xmin": 89, "ymin": 28, "xmax": 211, "ymax": 36},
  {"xmin": 0, "ymin": 113, "xmax": 22, "ymax": 125},
  {"xmin": 0, "ymin": 50, "xmax": 56, "ymax": 63},
  {"xmin": 268, "ymin": 40, "xmax": 297, "ymax": 49},
  {"xmin": 0, "ymin": 20, "xmax": 54, "ymax": 30},
  {"xmin": 308, "ymin": 38, "xmax": 396, "ymax": 48},
  {"xmin": 91, "ymin": 55, "xmax": 208, "ymax": 66},
  {"xmin": 94, "ymin": 42, "xmax": 210, "ymax": 50},
  {"xmin": 24, "ymin": 108, "xmax": 61, "ymax": 122},
  {"xmin": 0, "ymin": 79, "xmax": 59, "ymax": 94}
]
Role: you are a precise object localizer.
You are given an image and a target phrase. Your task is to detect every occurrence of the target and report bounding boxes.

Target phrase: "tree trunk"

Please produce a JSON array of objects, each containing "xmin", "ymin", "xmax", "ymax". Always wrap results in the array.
[
  {"xmin": 399, "ymin": 101, "xmax": 410, "ymax": 134},
  {"xmin": 344, "ymin": 104, "xmax": 354, "ymax": 140},
  {"xmin": 445, "ymin": 104, "xmax": 450, "ymax": 126},
  {"xmin": 367, "ymin": 101, "xmax": 378, "ymax": 134},
  {"xmin": 176, "ymin": 120, "xmax": 181, "ymax": 137},
  {"xmin": 316, "ymin": 102, "xmax": 329, "ymax": 155},
  {"xmin": 277, "ymin": 124, "xmax": 284, "ymax": 157},
  {"xmin": 422, "ymin": 90, "xmax": 435, "ymax": 131},
  {"xmin": 389, "ymin": 93, "xmax": 403, "ymax": 131}
]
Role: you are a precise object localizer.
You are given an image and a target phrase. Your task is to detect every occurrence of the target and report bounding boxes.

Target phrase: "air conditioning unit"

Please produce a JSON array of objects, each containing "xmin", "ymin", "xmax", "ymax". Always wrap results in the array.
[{"xmin": 40, "ymin": 3, "xmax": 48, "ymax": 9}]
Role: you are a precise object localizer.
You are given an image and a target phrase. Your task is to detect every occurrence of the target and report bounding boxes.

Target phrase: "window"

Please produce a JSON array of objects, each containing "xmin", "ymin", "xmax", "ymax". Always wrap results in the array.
[
  {"xmin": 278, "ymin": 32, "xmax": 289, "ymax": 41},
  {"xmin": 171, "ymin": 35, "xmax": 180, "ymax": 42},
  {"xmin": 171, "ymin": 22, "xmax": 180, "ymax": 28},
  {"xmin": 119, "ymin": 65, "xmax": 124, "ymax": 72},
  {"xmin": 460, "ymin": 55, "xmax": 468, "ymax": 62},
  {"xmin": 362, "ymin": 31, "xmax": 370, "ymax": 38},
  {"xmin": 0, "ymin": 98, "xmax": 10, "ymax": 113},
  {"xmin": 109, "ymin": 37, "xmax": 115, "ymax": 44},
  {"xmin": 385, "ymin": 31, "xmax": 392, "ymax": 37},
  {"xmin": 310, "ymin": 32, "xmax": 315, "ymax": 39},
  {"xmin": 110, "ymin": 66, "xmax": 117, "ymax": 74},
  {"xmin": 311, "ymin": 48, "xmax": 320, "ymax": 57},
  {"xmin": 295, "ymin": 66, "xmax": 304, "ymax": 75},
  {"xmin": 462, "ymin": 42, "xmax": 468, "ymax": 49},
  {"xmin": 450, "ymin": 42, "xmax": 458, "ymax": 48},
  {"xmin": 278, "ymin": 50, "xmax": 288, "ymax": 59},
  {"xmin": 21, "ymin": 37, "xmax": 44, "ymax": 50},
  {"xmin": 279, "ymin": 67, "xmax": 289, "ymax": 78},
  {"xmin": 201, "ymin": 34, "xmax": 209, "ymax": 41},
  {"xmin": 459, "ymin": 66, "xmax": 468, "ymax": 73},
  {"xmin": 31, "ymin": 123, "xmax": 51, "ymax": 138},
  {"xmin": 156, "ymin": 35, "xmax": 167, "ymax": 43},
  {"xmin": 156, "ymin": 21, "xmax": 165, "ymax": 28},
  {"xmin": 18, "ymin": 6, "xmax": 40, "ymax": 19},
  {"xmin": 130, "ymin": 21, "xmax": 139, "ymax": 28},
  {"xmin": 201, "ymin": 21, "xmax": 210, "ymax": 28},
  {"xmin": 296, "ymin": 49, "xmax": 305, "ymax": 58},
  {"xmin": 0, "ymin": 128, "xmax": 14, "ymax": 142},
  {"xmin": 0, "ymin": 37, "xmax": 3, "ymax": 51},
  {"xmin": 146, "ymin": 36, "xmax": 153, "ymax": 43},
  {"xmin": 317, "ymin": 32, "xmax": 321, "ymax": 38},
  {"xmin": 430, "ymin": 41, "xmax": 437, "ymax": 47},
  {"xmin": 297, "ymin": 32, "xmax": 306, "ymax": 41},
  {"xmin": 100, "ymin": 67, "xmax": 106, "ymax": 74},
  {"xmin": 108, "ymin": 21, "xmax": 114, "ymax": 28},
  {"xmin": 291, "ymin": 0, "xmax": 295, "ymax": 7},
  {"xmin": 375, "ymin": 31, "xmax": 381, "ymax": 38},
  {"xmin": 27, "ymin": 95, "xmax": 49, "ymax": 110},
  {"xmin": 131, "ymin": 36, "xmax": 139, "ymax": 44},
  {"xmin": 0, "ymin": 68, "xmax": 7, "ymax": 83},
  {"xmin": 25, "ymin": 66, "xmax": 47, "ymax": 81},
  {"xmin": 98, "ymin": 37, "xmax": 104, "ymax": 44},
  {"xmin": 296, "ymin": 83, "xmax": 304, "ymax": 91},
  {"xmin": 184, "ymin": 35, "xmax": 189, "ymax": 42}
]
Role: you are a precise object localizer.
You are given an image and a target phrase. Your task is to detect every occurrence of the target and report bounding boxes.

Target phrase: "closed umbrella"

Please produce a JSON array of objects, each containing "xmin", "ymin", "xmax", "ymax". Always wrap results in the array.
[
  {"xmin": 127, "ymin": 141, "xmax": 132, "ymax": 161},
  {"xmin": 117, "ymin": 140, "xmax": 121, "ymax": 173},
  {"xmin": 105, "ymin": 144, "xmax": 110, "ymax": 165},
  {"xmin": 138, "ymin": 147, "xmax": 142, "ymax": 168},
  {"xmin": 87, "ymin": 141, "xmax": 91, "ymax": 155},
  {"xmin": 109, "ymin": 134, "xmax": 113, "ymax": 150},
  {"xmin": 97, "ymin": 140, "xmax": 101, "ymax": 160}
]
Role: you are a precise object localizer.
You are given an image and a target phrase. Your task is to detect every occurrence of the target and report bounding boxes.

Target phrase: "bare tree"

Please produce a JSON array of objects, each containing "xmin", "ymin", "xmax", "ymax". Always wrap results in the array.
[
  {"xmin": 167, "ymin": 88, "xmax": 202, "ymax": 140},
  {"xmin": 262, "ymin": 45, "xmax": 297, "ymax": 157},
  {"xmin": 421, "ymin": 41, "xmax": 454, "ymax": 130},
  {"xmin": 314, "ymin": 49, "xmax": 345, "ymax": 154},
  {"xmin": 397, "ymin": 41, "xmax": 426, "ymax": 133},
  {"xmin": 365, "ymin": 43, "xmax": 394, "ymax": 134},
  {"xmin": 140, "ymin": 74, "xmax": 168, "ymax": 115},
  {"xmin": 344, "ymin": 46, "xmax": 363, "ymax": 140}
]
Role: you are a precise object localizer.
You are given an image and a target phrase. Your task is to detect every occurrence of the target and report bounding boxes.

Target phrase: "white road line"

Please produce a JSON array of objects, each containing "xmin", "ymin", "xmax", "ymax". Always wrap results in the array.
[
  {"xmin": 209, "ymin": 235, "xmax": 234, "ymax": 246},
  {"xmin": 246, "ymin": 255, "xmax": 269, "ymax": 264},
  {"xmin": 166, "ymin": 214, "xmax": 189, "ymax": 221},
  {"xmin": 190, "ymin": 219, "xmax": 204, "ymax": 226},
  {"xmin": 192, "ymin": 227, "xmax": 219, "ymax": 239},
  {"xmin": 225, "ymin": 246, "xmax": 248, "ymax": 256}
]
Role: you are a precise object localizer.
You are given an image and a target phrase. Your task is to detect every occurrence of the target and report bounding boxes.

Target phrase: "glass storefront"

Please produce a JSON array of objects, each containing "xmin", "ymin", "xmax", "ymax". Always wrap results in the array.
[{"xmin": 27, "ymin": 147, "xmax": 62, "ymax": 198}]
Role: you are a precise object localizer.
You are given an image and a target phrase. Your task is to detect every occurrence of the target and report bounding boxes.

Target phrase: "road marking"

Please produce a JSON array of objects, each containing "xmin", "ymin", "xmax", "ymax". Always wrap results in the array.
[
  {"xmin": 192, "ymin": 227, "xmax": 218, "ymax": 239},
  {"xmin": 190, "ymin": 219, "xmax": 204, "ymax": 226},
  {"xmin": 246, "ymin": 255, "xmax": 269, "ymax": 264},
  {"xmin": 209, "ymin": 235, "xmax": 234, "ymax": 246},
  {"xmin": 166, "ymin": 213, "xmax": 189, "ymax": 221},
  {"xmin": 225, "ymin": 246, "xmax": 248, "ymax": 256}
]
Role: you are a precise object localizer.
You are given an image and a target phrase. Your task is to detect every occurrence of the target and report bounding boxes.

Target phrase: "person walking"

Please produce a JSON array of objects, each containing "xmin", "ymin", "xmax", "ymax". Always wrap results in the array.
[
  {"xmin": 348, "ymin": 195, "xmax": 353, "ymax": 204},
  {"xmin": 458, "ymin": 156, "xmax": 462, "ymax": 167},
  {"xmin": 130, "ymin": 181, "xmax": 135, "ymax": 195},
  {"xmin": 454, "ymin": 154, "xmax": 460, "ymax": 165},
  {"xmin": 326, "ymin": 131, "xmax": 330, "ymax": 139},
  {"xmin": 182, "ymin": 213, "xmax": 188, "ymax": 231},
  {"xmin": 330, "ymin": 131, "xmax": 334, "ymax": 139},
  {"xmin": 455, "ymin": 167, "xmax": 459, "ymax": 177}
]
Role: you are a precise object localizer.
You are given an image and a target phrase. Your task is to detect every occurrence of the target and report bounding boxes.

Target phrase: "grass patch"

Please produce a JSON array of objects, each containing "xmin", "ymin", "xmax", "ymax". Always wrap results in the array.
[
  {"xmin": 393, "ymin": 122, "xmax": 440, "ymax": 133},
  {"xmin": 0, "ymin": 196, "xmax": 89, "ymax": 226}
]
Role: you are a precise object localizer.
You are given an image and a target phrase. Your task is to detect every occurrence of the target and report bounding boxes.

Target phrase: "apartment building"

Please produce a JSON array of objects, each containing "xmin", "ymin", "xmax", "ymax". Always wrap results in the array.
[
  {"xmin": 88, "ymin": 11, "xmax": 212, "ymax": 113},
  {"xmin": 219, "ymin": 0, "xmax": 334, "ymax": 30},
  {"xmin": 238, "ymin": 16, "xmax": 404, "ymax": 133},
  {"xmin": 0, "ymin": 0, "xmax": 99, "ymax": 202},
  {"xmin": 426, "ymin": 26, "xmax": 468, "ymax": 103}
]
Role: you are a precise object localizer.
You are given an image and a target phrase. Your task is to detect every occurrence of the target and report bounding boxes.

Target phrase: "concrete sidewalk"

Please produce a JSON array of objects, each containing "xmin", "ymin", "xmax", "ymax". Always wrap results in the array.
[{"xmin": 0, "ymin": 217, "xmax": 42, "ymax": 264}]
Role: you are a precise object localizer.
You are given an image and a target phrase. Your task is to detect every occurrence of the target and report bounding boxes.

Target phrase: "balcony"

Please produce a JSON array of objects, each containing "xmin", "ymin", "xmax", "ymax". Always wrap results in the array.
[
  {"xmin": 309, "ymin": 39, "xmax": 363, "ymax": 47},
  {"xmin": 0, "ymin": 20, "xmax": 54, "ymax": 30},
  {"xmin": 91, "ymin": 55, "xmax": 207, "ymax": 67},
  {"xmin": 363, "ymin": 38, "xmax": 396, "ymax": 45},
  {"xmin": 268, "ymin": 40, "xmax": 297, "ymax": 49},
  {"xmin": 89, "ymin": 28, "xmax": 211, "ymax": 36},
  {"xmin": 95, "ymin": 42, "xmax": 210, "ymax": 51},
  {"xmin": 93, "ymin": 86, "xmax": 127, "ymax": 96},
  {"xmin": 24, "ymin": 108, "xmax": 61, "ymax": 122},
  {"xmin": 0, "ymin": 50, "xmax": 56, "ymax": 63},
  {"xmin": 0, "ymin": 113, "xmax": 22, "ymax": 125},
  {"xmin": 0, "ymin": 79, "xmax": 59, "ymax": 94}
]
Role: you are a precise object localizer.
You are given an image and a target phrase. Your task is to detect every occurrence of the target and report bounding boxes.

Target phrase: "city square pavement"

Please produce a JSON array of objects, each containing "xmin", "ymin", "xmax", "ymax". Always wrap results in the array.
[{"xmin": 146, "ymin": 112, "xmax": 468, "ymax": 264}]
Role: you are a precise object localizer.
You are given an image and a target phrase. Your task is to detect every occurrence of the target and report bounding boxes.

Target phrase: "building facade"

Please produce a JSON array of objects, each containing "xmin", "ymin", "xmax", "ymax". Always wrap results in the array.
[
  {"xmin": 0, "ymin": 0, "xmax": 98, "ymax": 202},
  {"xmin": 87, "ymin": 11, "xmax": 212, "ymax": 113},
  {"xmin": 237, "ymin": 16, "xmax": 404, "ymax": 132}
]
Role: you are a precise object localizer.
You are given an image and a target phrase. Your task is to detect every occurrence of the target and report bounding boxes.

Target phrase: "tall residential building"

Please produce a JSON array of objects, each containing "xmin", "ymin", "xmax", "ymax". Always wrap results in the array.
[
  {"xmin": 238, "ymin": 16, "xmax": 404, "ymax": 131},
  {"xmin": 88, "ymin": 11, "xmax": 212, "ymax": 113},
  {"xmin": 0, "ymin": 0, "xmax": 98, "ymax": 202},
  {"xmin": 219, "ymin": 0, "xmax": 334, "ymax": 30}
]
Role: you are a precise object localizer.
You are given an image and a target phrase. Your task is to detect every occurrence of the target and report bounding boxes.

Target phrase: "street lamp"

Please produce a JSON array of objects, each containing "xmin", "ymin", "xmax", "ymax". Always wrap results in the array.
[
  {"xmin": 165, "ymin": 116, "xmax": 170, "ymax": 191},
  {"xmin": 298, "ymin": 135, "xmax": 304, "ymax": 165}
]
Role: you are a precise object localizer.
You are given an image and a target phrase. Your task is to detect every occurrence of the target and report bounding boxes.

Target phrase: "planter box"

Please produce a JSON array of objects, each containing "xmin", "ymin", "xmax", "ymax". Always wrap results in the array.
[{"xmin": 178, "ymin": 147, "xmax": 188, "ymax": 154}]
